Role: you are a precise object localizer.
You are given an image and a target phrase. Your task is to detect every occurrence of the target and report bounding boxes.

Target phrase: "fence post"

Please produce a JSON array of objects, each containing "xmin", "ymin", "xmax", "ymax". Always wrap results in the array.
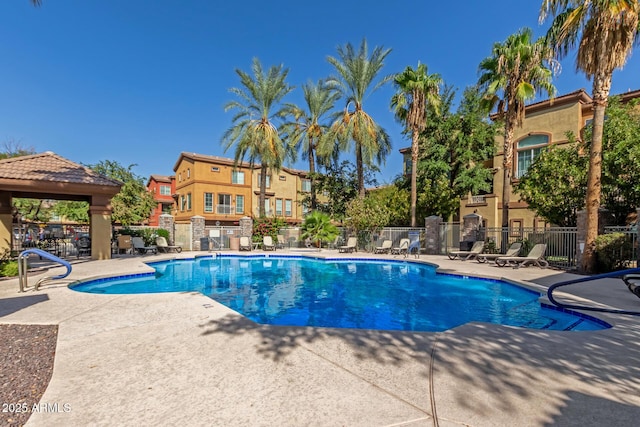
[
  {"xmin": 191, "ymin": 216, "xmax": 205, "ymax": 250},
  {"xmin": 158, "ymin": 214, "xmax": 175, "ymax": 245},
  {"xmin": 424, "ymin": 215, "xmax": 442, "ymax": 255}
]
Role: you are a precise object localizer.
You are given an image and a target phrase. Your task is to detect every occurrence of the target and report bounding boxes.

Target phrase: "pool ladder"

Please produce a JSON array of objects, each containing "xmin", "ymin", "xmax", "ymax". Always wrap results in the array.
[{"xmin": 18, "ymin": 248, "xmax": 72, "ymax": 292}]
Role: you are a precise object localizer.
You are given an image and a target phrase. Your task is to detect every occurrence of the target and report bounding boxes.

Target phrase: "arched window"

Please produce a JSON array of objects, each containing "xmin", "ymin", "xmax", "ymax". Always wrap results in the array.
[{"xmin": 516, "ymin": 134, "xmax": 549, "ymax": 178}]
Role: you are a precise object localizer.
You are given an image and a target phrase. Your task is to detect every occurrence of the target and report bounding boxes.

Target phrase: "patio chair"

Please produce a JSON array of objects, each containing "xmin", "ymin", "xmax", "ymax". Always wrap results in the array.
[
  {"xmin": 447, "ymin": 241, "xmax": 485, "ymax": 261},
  {"xmin": 338, "ymin": 236, "xmax": 357, "ymax": 253},
  {"xmin": 117, "ymin": 235, "xmax": 132, "ymax": 255},
  {"xmin": 495, "ymin": 243, "xmax": 548, "ymax": 268},
  {"xmin": 239, "ymin": 236, "xmax": 252, "ymax": 251},
  {"xmin": 155, "ymin": 236, "xmax": 182, "ymax": 253},
  {"xmin": 374, "ymin": 239, "xmax": 392, "ymax": 254},
  {"xmin": 132, "ymin": 237, "xmax": 157, "ymax": 255},
  {"xmin": 276, "ymin": 235, "xmax": 286, "ymax": 249},
  {"xmin": 75, "ymin": 235, "xmax": 91, "ymax": 258},
  {"xmin": 476, "ymin": 242, "xmax": 523, "ymax": 264},
  {"xmin": 263, "ymin": 235, "xmax": 276, "ymax": 251},
  {"xmin": 391, "ymin": 238, "xmax": 410, "ymax": 256}
]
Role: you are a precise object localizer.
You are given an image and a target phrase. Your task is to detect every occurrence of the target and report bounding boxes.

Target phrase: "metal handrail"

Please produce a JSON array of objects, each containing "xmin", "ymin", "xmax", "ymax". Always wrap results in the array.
[
  {"xmin": 547, "ymin": 267, "xmax": 640, "ymax": 316},
  {"xmin": 18, "ymin": 248, "xmax": 72, "ymax": 292}
]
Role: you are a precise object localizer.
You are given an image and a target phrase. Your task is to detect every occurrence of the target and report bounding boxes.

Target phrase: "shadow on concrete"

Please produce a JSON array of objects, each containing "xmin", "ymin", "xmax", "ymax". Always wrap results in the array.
[
  {"xmin": 0, "ymin": 293, "xmax": 49, "ymax": 317},
  {"xmin": 544, "ymin": 390, "xmax": 640, "ymax": 426}
]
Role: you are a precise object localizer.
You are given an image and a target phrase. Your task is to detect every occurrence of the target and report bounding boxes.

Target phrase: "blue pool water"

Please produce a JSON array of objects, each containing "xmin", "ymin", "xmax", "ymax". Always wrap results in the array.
[{"xmin": 70, "ymin": 255, "xmax": 610, "ymax": 332}]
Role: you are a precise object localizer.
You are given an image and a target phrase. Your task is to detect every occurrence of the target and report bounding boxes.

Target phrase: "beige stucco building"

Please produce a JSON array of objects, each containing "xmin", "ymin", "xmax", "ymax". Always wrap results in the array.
[{"xmin": 401, "ymin": 88, "xmax": 640, "ymax": 228}]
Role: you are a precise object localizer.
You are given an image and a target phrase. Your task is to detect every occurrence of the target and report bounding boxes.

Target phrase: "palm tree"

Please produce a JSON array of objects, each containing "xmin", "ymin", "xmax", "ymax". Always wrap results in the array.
[
  {"xmin": 477, "ymin": 27, "xmax": 557, "ymax": 230},
  {"xmin": 540, "ymin": 0, "xmax": 639, "ymax": 273},
  {"xmin": 221, "ymin": 58, "xmax": 295, "ymax": 217},
  {"xmin": 283, "ymin": 80, "xmax": 339, "ymax": 210},
  {"xmin": 390, "ymin": 62, "xmax": 442, "ymax": 227},
  {"xmin": 322, "ymin": 38, "xmax": 393, "ymax": 198},
  {"xmin": 301, "ymin": 211, "xmax": 339, "ymax": 248}
]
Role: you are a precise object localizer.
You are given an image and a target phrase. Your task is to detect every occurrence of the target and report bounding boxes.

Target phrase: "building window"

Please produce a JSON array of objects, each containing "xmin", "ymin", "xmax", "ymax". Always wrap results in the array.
[
  {"xmin": 510, "ymin": 219, "xmax": 524, "ymax": 237},
  {"xmin": 275, "ymin": 198, "xmax": 283, "ymax": 216},
  {"xmin": 301, "ymin": 179, "xmax": 311, "ymax": 192},
  {"xmin": 186, "ymin": 193, "xmax": 192, "ymax": 210},
  {"xmin": 187, "ymin": 168, "xmax": 191, "ymax": 178},
  {"xmin": 279, "ymin": 175, "xmax": 286, "ymax": 181},
  {"xmin": 159, "ymin": 185, "xmax": 171, "ymax": 196},
  {"xmin": 404, "ymin": 157, "xmax": 412, "ymax": 175},
  {"xmin": 211, "ymin": 167, "xmax": 220, "ymax": 172},
  {"xmin": 178, "ymin": 173, "xmax": 182, "ymax": 182},
  {"xmin": 258, "ymin": 174, "xmax": 271, "ymax": 188},
  {"xmin": 302, "ymin": 202, "xmax": 309, "ymax": 216},
  {"xmin": 264, "ymin": 198, "xmax": 271, "ymax": 216},
  {"xmin": 217, "ymin": 194, "xmax": 231, "ymax": 214},
  {"xmin": 204, "ymin": 193, "xmax": 213, "ymax": 213},
  {"xmin": 235, "ymin": 195, "xmax": 244, "ymax": 214},
  {"xmin": 232, "ymin": 171, "xmax": 245, "ymax": 185},
  {"xmin": 180, "ymin": 195, "xmax": 186, "ymax": 211},
  {"xmin": 285, "ymin": 199, "xmax": 292, "ymax": 217},
  {"xmin": 516, "ymin": 134, "xmax": 548, "ymax": 178}
]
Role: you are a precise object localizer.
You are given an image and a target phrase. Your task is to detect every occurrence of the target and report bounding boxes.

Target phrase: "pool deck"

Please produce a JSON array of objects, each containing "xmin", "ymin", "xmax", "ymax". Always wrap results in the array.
[{"xmin": 2, "ymin": 249, "xmax": 640, "ymax": 426}]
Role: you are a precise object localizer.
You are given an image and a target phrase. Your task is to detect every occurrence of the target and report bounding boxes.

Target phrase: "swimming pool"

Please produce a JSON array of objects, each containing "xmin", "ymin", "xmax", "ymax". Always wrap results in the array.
[{"xmin": 70, "ymin": 255, "xmax": 610, "ymax": 332}]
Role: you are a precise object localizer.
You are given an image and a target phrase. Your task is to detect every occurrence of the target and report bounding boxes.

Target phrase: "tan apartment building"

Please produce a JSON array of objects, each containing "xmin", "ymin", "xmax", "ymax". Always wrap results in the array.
[
  {"xmin": 401, "ymin": 88, "xmax": 640, "ymax": 228},
  {"xmin": 173, "ymin": 153, "xmax": 254, "ymax": 226},
  {"xmin": 171, "ymin": 152, "xmax": 314, "ymax": 226},
  {"xmin": 251, "ymin": 167, "xmax": 313, "ymax": 223}
]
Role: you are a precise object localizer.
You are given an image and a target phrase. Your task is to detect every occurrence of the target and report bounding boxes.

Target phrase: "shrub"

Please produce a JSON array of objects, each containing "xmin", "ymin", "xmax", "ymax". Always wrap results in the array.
[
  {"xmin": 0, "ymin": 261, "xmax": 19, "ymax": 277},
  {"xmin": 252, "ymin": 217, "xmax": 286, "ymax": 243},
  {"xmin": 156, "ymin": 228, "xmax": 170, "ymax": 239},
  {"xmin": 593, "ymin": 233, "xmax": 633, "ymax": 272}
]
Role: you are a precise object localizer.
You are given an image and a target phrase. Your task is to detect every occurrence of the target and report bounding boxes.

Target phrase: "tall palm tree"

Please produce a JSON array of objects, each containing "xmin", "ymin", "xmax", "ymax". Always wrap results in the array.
[
  {"xmin": 390, "ymin": 62, "xmax": 442, "ymax": 227},
  {"xmin": 540, "ymin": 0, "xmax": 639, "ymax": 273},
  {"xmin": 477, "ymin": 27, "xmax": 557, "ymax": 230},
  {"xmin": 283, "ymin": 80, "xmax": 339, "ymax": 210},
  {"xmin": 221, "ymin": 58, "xmax": 295, "ymax": 217},
  {"xmin": 322, "ymin": 38, "xmax": 393, "ymax": 198}
]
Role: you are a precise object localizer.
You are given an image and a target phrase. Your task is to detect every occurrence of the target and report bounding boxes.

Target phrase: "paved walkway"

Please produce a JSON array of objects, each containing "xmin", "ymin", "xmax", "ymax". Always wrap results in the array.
[{"xmin": 1, "ymin": 250, "xmax": 640, "ymax": 426}]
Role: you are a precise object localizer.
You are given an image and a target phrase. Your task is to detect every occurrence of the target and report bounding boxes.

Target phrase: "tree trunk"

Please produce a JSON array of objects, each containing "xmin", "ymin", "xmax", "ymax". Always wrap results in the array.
[
  {"xmin": 259, "ymin": 164, "xmax": 268, "ymax": 217},
  {"xmin": 501, "ymin": 121, "xmax": 515, "ymax": 229},
  {"xmin": 581, "ymin": 72, "xmax": 611, "ymax": 273},
  {"xmin": 410, "ymin": 127, "xmax": 419, "ymax": 227},
  {"xmin": 356, "ymin": 143, "xmax": 365, "ymax": 198},
  {"xmin": 309, "ymin": 143, "xmax": 317, "ymax": 210}
]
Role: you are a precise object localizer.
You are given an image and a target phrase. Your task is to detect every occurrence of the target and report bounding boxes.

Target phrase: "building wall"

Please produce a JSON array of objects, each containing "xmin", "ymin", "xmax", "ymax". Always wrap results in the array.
[
  {"xmin": 147, "ymin": 177, "xmax": 175, "ymax": 226},
  {"xmin": 250, "ymin": 168, "xmax": 311, "ymax": 224},
  {"xmin": 459, "ymin": 92, "xmax": 598, "ymax": 228},
  {"xmin": 174, "ymin": 156, "xmax": 253, "ymax": 225}
]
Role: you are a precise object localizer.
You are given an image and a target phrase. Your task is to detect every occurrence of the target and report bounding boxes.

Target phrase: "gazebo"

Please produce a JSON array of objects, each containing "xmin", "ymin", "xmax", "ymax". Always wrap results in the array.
[{"xmin": 0, "ymin": 152, "xmax": 122, "ymax": 260}]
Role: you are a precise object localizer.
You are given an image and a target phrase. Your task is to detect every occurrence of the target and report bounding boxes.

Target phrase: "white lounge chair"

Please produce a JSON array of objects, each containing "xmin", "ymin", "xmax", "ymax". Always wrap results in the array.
[
  {"xmin": 477, "ymin": 242, "xmax": 522, "ymax": 264},
  {"xmin": 447, "ymin": 241, "xmax": 485, "ymax": 261},
  {"xmin": 374, "ymin": 239, "xmax": 392, "ymax": 254},
  {"xmin": 239, "ymin": 236, "xmax": 252, "ymax": 251},
  {"xmin": 495, "ymin": 243, "xmax": 548, "ymax": 268},
  {"xmin": 391, "ymin": 238, "xmax": 410, "ymax": 256},
  {"xmin": 155, "ymin": 236, "xmax": 182, "ymax": 253},
  {"xmin": 263, "ymin": 235, "xmax": 276, "ymax": 251},
  {"xmin": 339, "ymin": 237, "xmax": 357, "ymax": 253},
  {"xmin": 132, "ymin": 236, "xmax": 157, "ymax": 255}
]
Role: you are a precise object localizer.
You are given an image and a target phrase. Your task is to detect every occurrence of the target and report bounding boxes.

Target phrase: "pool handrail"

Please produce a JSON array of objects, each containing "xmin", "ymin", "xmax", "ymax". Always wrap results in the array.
[
  {"xmin": 18, "ymin": 248, "xmax": 72, "ymax": 292},
  {"xmin": 547, "ymin": 267, "xmax": 640, "ymax": 316}
]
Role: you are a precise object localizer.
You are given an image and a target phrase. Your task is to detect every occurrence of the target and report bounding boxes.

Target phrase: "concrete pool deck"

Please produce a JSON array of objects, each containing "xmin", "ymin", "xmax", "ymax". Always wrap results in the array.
[{"xmin": 1, "ymin": 250, "xmax": 640, "ymax": 426}]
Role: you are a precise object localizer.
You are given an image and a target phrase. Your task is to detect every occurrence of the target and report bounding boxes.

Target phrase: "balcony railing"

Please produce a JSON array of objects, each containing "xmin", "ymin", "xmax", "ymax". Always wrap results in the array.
[{"xmin": 468, "ymin": 195, "xmax": 486, "ymax": 204}]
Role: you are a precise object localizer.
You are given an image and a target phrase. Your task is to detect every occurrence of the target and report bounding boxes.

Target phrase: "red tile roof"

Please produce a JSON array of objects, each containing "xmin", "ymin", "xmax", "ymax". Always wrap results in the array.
[{"xmin": 0, "ymin": 152, "xmax": 121, "ymax": 187}]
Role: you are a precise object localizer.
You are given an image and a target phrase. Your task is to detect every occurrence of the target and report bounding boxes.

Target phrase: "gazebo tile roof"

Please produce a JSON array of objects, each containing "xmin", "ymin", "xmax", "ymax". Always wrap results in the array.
[{"xmin": 0, "ymin": 152, "xmax": 121, "ymax": 187}]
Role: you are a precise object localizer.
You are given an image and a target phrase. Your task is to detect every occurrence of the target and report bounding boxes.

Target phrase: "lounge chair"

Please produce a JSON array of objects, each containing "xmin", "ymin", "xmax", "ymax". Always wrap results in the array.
[
  {"xmin": 476, "ymin": 242, "xmax": 523, "ymax": 264},
  {"xmin": 407, "ymin": 239, "xmax": 421, "ymax": 258},
  {"xmin": 276, "ymin": 235, "xmax": 286, "ymax": 249},
  {"xmin": 495, "ymin": 243, "xmax": 548, "ymax": 268},
  {"xmin": 239, "ymin": 236, "xmax": 252, "ymax": 251},
  {"xmin": 117, "ymin": 235, "xmax": 132, "ymax": 255},
  {"xmin": 263, "ymin": 235, "xmax": 276, "ymax": 251},
  {"xmin": 391, "ymin": 238, "xmax": 410, "ymax": 256},
  {"xmin": 339, "ymin": 236, "xmax": 357, "ymax": 253},
  {"xmin": 374, "ymin": 239, "xmax": 392, "ymax": 254},
  {"xmin": 447, "ymin": 241, "xmax": 485, "ymax": 261},
  {"xmin": 156, "ymin": 236, "xmax": 182, "ymax": 253},
  {"xmin": 75, "ymin": 235, "xmax": 91, "ymax": 258},
  {"xmin": 132, "ymin": 237, "xmax": 157, "ymax": 255}
]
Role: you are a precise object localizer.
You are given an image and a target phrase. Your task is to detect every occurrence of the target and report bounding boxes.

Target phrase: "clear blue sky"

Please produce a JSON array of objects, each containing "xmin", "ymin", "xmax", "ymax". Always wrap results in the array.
[{"xmin": 1, "ymin": 1, "xmax": 638, "ymax": 185}]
